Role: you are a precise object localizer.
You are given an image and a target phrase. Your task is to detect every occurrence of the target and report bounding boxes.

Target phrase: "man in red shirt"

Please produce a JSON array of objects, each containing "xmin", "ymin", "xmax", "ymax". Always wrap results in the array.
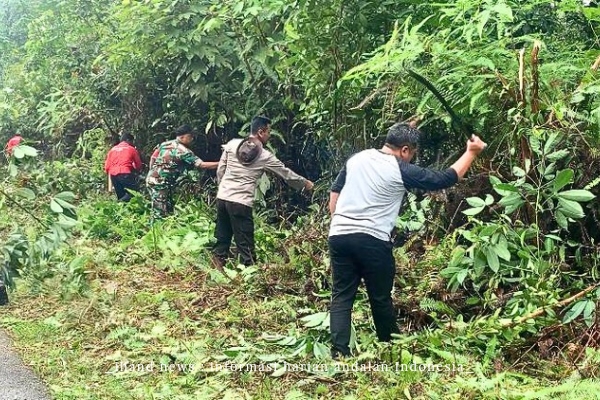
[
  {"xmin": 104, "ymin": 133, "xmax": 143, "ymax": 202},
  {"xmin": 4, "ymin": 135, "xmax": 23, "ymax": 157}
]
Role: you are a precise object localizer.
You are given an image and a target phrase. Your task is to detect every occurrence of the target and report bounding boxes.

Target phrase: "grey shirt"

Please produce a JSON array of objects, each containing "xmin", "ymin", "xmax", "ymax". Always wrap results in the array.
[
  {"xmin": 330, "ymin": 149, "xmax": 458, "ymax": 241},
  {"xmin": 217, "ymin": 138, "xmax": 307, "ymax": 207}
]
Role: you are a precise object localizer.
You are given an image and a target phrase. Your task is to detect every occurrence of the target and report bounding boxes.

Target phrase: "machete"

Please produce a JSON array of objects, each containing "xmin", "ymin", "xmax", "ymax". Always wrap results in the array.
[{"xmin": 407, "ymin": 69, "xmax": 475, "ymax": 141}]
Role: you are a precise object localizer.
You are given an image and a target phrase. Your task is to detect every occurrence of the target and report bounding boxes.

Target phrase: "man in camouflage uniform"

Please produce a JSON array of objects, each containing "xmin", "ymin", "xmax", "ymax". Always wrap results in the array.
[{"xmin": 146, "ymin": 125, "xmax": 218, "ymax": 220}]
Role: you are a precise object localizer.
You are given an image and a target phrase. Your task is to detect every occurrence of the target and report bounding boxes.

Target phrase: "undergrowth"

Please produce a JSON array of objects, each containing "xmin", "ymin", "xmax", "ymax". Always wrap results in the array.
[{"xmin": 1, "ymin": 188, "xmax": 600, "ymax": 399}]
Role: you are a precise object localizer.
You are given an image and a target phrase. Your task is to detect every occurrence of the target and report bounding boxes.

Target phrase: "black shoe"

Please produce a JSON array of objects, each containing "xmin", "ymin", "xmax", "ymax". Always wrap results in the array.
[
  {"xmin": 0, "ymin": 281, "xmax": 8, "ymax": 306},
  {"xmin": 331, "ymin": 349, "xmax": 350, "ymax": 360},
  {"xmin": 210, "ymin": 254, "xmax": 226, "ymax": 271}
]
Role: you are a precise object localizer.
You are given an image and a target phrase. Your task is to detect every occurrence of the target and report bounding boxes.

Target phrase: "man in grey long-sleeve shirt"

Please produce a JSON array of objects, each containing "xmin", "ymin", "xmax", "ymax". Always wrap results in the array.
[
  {"xmin": 328, "ymin": 122, "xmax": 486, "ymax": 358},
  {"xmin": 212, "ymin": 116, "xmax": 314, "ymax": 266}
]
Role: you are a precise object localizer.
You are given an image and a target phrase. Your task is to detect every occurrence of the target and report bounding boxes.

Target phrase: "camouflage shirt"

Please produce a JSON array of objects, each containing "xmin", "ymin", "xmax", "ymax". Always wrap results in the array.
[{"xmin": 146, "ymin": 139, "xmax": 203, "ymax": 187}]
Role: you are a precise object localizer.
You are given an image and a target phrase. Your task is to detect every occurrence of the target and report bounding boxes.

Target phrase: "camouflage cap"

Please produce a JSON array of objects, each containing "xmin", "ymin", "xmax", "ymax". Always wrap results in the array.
[{"xmin": 236, "ymin": 138, "xmax": 263, "ymax": 165}]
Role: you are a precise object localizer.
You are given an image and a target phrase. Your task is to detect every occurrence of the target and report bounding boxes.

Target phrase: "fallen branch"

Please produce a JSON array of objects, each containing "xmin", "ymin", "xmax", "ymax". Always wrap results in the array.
[
  {"xmin": 518, "ymin": 48, "xmax": 526, "ymax": 108},
  {"xmin": 592, "ymin": 55, "xmax": 600, "ymax": 72},
  {"xmin": 0, "ymin": 187, "xmax": 50, "ymax": 230},
  {"xmin": 530, "ymin": 41, "xmax": 540, "ymax": 114},
  {"xmin": 501, "ymin": 283, "xmax": 600, "ymax": 328},
  {"xmin": 350, "ymin": 83, "xmax": 392, "ymax": 110}
]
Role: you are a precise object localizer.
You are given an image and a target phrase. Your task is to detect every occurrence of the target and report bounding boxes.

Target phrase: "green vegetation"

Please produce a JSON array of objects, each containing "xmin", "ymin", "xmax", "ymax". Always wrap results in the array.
[{"xmin": 2, "ymin": 0, "xmax": 600, "ymax": 398}]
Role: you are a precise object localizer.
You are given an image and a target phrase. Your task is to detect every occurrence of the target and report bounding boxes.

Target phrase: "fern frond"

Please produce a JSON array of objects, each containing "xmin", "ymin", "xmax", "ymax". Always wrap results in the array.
[
  {"xmin": 584, "ymin": 176, "xmax": 600, "ymax": 190},
  {"xmin": 419, "ymin": 297, "xmax": 456, "ymax": 316}
]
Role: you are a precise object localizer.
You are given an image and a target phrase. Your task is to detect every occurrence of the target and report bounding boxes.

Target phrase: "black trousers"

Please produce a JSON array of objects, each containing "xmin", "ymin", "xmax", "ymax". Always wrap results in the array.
[
  {"xmin": 213, "ymin": 199, "xmax": 255, "ymax": 266},
  {"xmin": 329, "ymin": 233, "xmax": 399, "ymax": 357},
  {"xmin": 110, "ymin": 173, "xmax": 139, "ymax": 202}
]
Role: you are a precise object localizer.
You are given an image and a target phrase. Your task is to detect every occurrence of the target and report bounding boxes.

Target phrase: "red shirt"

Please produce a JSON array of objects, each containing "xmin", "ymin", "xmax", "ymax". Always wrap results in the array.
[
  {"xmin": 104, "ymin": 141, "xmax": 143, "ymax": 175},
  {"xmin": 5, "ymin": 135, "xmax": 22, "ymax": 156}
]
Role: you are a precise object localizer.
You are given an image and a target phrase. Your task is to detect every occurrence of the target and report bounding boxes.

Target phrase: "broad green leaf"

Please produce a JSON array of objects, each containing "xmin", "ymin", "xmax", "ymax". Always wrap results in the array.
[
  {"xmin": 276, "ymin": 336, "xmax": 297, "ymax": 346},
  {"xmin": 8, "ymin": 163, "xmax": 17, "ymax": 177},
  {"xmin": 474, "ymin": 251, "xmax": 487, "ymax": 271},
  {"xmin": 492, "ymin": 3, "xmax": 514, "ymax": 21},
  {"xmin": 461, "ymin": 230, "xmax": 478, "ymax": 242},
  {"xmin": 55, "ymin": 191, "xmax": 76, "ymax": 202},
  {"xmin": 50, "ymin": 199, "xmax": 63, "ymax": 213},
  {"xmin": 529, "ymin": 136, "xmax": 542, "ymax": 156},
  {"xmin": 449, "ymin": 247, "xmax": 466, "ymax": 268},
  {"xmin": 563, "ymin": 300, "xmax": 587, "ymax": 324},
  {"xmin": 481, "ymin": 225, "xmax": 498, "ymax": 238},
  {"xmin": 56, "ymin": 215, "xmax": 78, "ymax": 229},
  {"xmin": 498, "ymin": 193, "xmax": 524, "ymax": 213},
  {"xmin": 466, "ymin": 297, "xmax": 480, "ymax": 305},
  {"xmin": 300, "ymin": 312, "xmax": 328, "ymax": 328},
  {"xmin": 555, "ymin": 210, "xmax": 568, "ymax": 229},
  {"xmin": 12, "ymin": 147, "xmax": 24, "ymax": 159},
  {"xmin": 489, "ymin": 175, "xmax": 502, "ymax": 186},
  {"xmin": 494, "ymin": 239, "xmax": 511, "ymax": 261},
  {"xmin": 222, "ymin": 347, "xmax": 249, "ymax": 357},
  {"xmin": 205, "ymin": 120, "xmax": 213, "ymax": 134},
  {"xmin": 466, "ymin": 197, "xmax": 486, "ymax": 208},
  {"xmin": 313, "ymin": 341, "xmax": 329, "ymax": 359},
  {"xmin": 546, "ymin": 149, "xmax": 570, "ymax": 162},
  {"xmin": 544, "ymin": 162, "xmax": 557, "ymax": 177},
  {"xmin": 19, "ymin": 145, "xmax": 38, "ymax": 157},
  {"xmin": 493, "ymin": 183, "xmax": 519, "ymax": 196},
  {"xmin": 484, "ymin": 194, "xmax": 495, "ymax": 205},
  {"xmin": 462, "ymin": 206, "xmax": 484, "ymax": 216},
  {"xmin": 557, "ymin": 190, "xmax": 595, "ymax": 202},
  {"xmin": 544, "ymin": 237, "xmax": 555, "ymax": 253},
  {"xmin": 553, "ymin": 169, "xmax": 574, "ymax": 192},
  {"xmin": 456, "ymin": 269, "xmax": 469, "ymax": 285},
  {"xmin": 53, "ymin": 198, "xmax": 76, "ymax": 210},
  {"xmin": 484, "ymin": 247, "xmax": 500, "ymax": 273},
  {"xmin": 512, "ymin": 166, "xmax": 526, "ymax": 177},
  {"xmin": 544, "ymin": 132, "xmax": 562, "ymax": 154},
  {"xmin": 14, "ymin": 188, "xmax": 35, "ymax": 200},
  {"xmin": 203, "ymin": 17, "xmax": 223, "ymax": 33},
  {"xmin": 583, "ymin": 300, "xmax": 596, "ymax": 327},
  {"xmin": 557, "ymin": 198, "xmax": 584, "ymax": 219}
]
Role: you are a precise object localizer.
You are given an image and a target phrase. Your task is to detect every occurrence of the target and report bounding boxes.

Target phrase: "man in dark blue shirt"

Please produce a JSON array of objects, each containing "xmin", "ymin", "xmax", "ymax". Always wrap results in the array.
[{"xmin": 328, "ymin": 122, "xmax": 487, "ymax": 357}]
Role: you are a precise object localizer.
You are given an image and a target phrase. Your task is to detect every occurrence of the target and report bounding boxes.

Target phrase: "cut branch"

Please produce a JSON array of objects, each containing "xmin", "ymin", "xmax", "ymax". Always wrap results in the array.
[
  {"xmin": 518, "ymin": 48, "xmax": 526, "ymax": 109},
  {"xmin": 531, "ymin": 41, "xmax": 540, "ymax": 114},
  {"xmin": 592, "ymin": 55, "xmax": 600, "ymax": 72},
  {"xmin": 495, "ymin": 71, "xmax": 516, "ymax": 101},
  {"xmin": 350, "ymin": 83, "xmax": 392, "ymax": 110},
  {"xmin": 500, "ymin": 283, "xmax": 600, "ymax": 328}
]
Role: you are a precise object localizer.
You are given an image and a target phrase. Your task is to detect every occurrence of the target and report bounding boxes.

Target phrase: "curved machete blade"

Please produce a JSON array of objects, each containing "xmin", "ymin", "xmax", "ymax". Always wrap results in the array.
[{"xmin": 407, "ymin": 69, "xmax": 474, "ymax": 139}]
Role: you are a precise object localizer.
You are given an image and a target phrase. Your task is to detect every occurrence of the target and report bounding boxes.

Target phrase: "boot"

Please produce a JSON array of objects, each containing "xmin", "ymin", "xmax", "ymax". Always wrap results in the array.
[
  {"xmin": 210, "ymin": 254, "xmax": 226, "ymax": 272},
  {"xmin": 0, "ymin": 280, "xmax": 8, "ymax": 306}
]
